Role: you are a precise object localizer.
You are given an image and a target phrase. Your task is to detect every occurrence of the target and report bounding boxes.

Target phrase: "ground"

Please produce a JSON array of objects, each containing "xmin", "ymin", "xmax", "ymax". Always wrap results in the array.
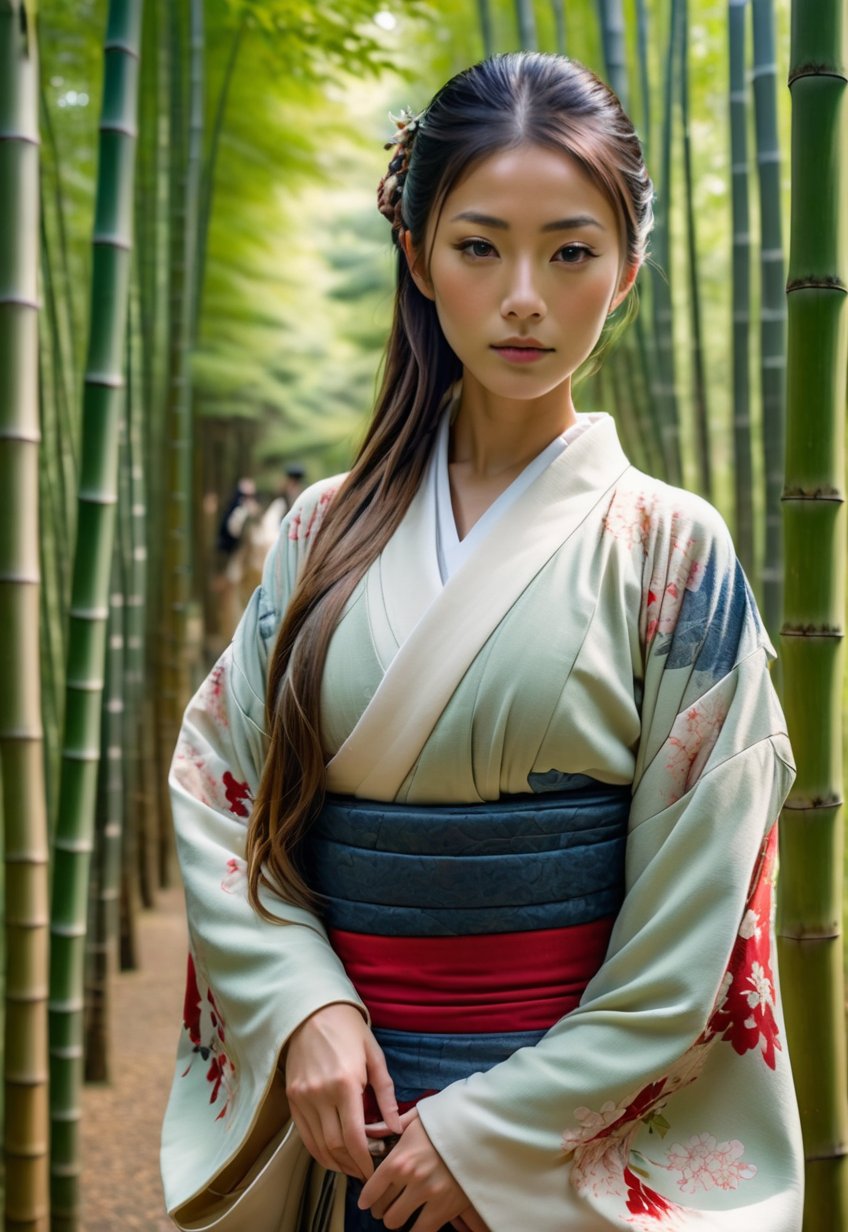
[{"xmin": 81, "ymin": 884, "xmax": 187, "ymax": 1231}]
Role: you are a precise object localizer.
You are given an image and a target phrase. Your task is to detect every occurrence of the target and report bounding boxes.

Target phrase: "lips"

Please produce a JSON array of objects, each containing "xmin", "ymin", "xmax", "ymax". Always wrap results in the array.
[{"xmin": 491, "ymin": 338, "xmax": 552, "ymax": 350}]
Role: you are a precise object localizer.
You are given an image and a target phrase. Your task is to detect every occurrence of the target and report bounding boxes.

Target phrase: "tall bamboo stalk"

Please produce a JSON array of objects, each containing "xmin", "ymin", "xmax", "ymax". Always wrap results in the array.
[
  {"xmin": 48, "ymin": 4, "xmax": 143, "ymax": 1226},
  {"xmin": 727, "ymin": 0, "xmax": 755, "ymax": 574},
  {"xmin": 679, "ymin": 0, "xmax": 711, "ymax": 500},
  {"xmin": 157, "ymin": 0, "xmax": 203, "ymax": 889},
  {"xmin": 751, "ymin": 0, "xmax": 786, "ymax": 639},
  {"xmin": 0, "ymin": 4, "xmax": 51, "ymax": 1228},
  {"xmin": 635, "ymin": 0, "xmax": 651, "ymax": 162},
  {"xmin": 651, "ymin": 0, "xmax": 683, "ymax": 483},
  {"xmin": 83, "ymin": 497, "xmax": 125, "ymax": 1084},
  {"xmin": 121, "ymin": 290, "xmax": 146, "ymax": 971},
  {"xmin": 777, "ymin": 1, "xmax": 848, "ymax": 1227},
  {"xmin": 550, "ymin": 0, "xmax": 566, "ymax": 55},
  {"xmin": 595, "ymin": 0, "xmax": 629, "ymax": 111},
  {"xmin": 514, "ymin": 0, "xmax": 537, "ymax": 50}
]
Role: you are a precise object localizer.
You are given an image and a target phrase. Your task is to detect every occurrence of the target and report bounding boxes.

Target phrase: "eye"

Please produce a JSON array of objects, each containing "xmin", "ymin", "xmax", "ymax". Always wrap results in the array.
[
  {"xmin": 554, "ymin": 243, "xmax": 595, "ymax": 264},
  {"xmin": 455, "ymin": 238, "xmax": 497, "ymax": 259}
]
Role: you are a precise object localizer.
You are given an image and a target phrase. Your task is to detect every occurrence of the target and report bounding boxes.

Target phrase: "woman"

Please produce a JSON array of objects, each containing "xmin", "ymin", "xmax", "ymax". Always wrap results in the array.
[{"xmin": 161, "ymin": 52, "xmax": 804, "ymax": 1232}]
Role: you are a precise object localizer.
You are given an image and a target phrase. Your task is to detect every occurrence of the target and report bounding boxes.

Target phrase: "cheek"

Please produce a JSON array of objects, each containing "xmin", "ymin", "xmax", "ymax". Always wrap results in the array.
[{"xmin": 431, "ymin": 261, "xmax": 487, "ymax": 324}]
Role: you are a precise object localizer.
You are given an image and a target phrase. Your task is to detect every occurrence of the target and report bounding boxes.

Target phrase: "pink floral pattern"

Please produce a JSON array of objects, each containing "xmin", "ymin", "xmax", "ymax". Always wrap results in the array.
[
  {"xmin": 665, "ymin": 1134, "xmax": 756, "ymax": 1194},
  {"xmin": 288, "ymin": 487, "xmax": 338, "ymax": 542},
  {"xmin": 198, "ymin": 661, "xmax": 228, "ymax": 729},
  {"xmin": 181, "ymin": 953, "xmax": 237, "ymax": 1119},
  {"xmin": 644, "ymin": 531, "xmax": 704, "ymax": 649},
  {"xmin": 603, "ymin": 488, "xmax": 659, "ymax": 556},
  {"xmin": 663, "ymin": 692, "xmax": 729, "ymax": 804}
]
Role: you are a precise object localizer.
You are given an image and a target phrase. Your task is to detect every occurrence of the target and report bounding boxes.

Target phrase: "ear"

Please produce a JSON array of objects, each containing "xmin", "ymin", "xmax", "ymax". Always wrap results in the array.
[
  {"xmin": 402, "ymin": 229, "xmax": 435, "ymax": 302},
  {"xmin": 608, "ymin": 261, "xmax": 640, "ymax": 315}
]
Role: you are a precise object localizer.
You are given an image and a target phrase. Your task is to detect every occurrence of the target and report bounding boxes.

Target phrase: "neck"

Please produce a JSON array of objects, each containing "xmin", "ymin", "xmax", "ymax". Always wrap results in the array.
[{"xmin": 449, "ymin": 371, "xmax": 578, "ymax": 478}]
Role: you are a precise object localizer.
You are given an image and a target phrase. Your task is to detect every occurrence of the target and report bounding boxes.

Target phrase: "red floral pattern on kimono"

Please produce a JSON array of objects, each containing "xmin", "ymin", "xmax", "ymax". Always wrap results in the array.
[
  {"xmin": 561, "ymin": 826, "xmax": 778, "ymax": 1219},
  {"xmin": 181, "ymin": 953, "xmax": 236, "ymax": 1120},
  {"xmin": 703, "ymin": 825, "xmax": 780, "ymax": 1068}
]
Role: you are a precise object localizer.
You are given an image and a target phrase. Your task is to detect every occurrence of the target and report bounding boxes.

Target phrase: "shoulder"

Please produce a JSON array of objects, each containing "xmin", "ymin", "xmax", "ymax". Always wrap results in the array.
[
  {"xmin": 606, "ymin": 466, "xmax": 735, "ymax": 568},
  {"xmin": 249, "ymin": 473, "xmax": 348, "ymax": 643},
  {"xmin": 283, "ymin": 472, "xmax": 349, "ymax": 546}
]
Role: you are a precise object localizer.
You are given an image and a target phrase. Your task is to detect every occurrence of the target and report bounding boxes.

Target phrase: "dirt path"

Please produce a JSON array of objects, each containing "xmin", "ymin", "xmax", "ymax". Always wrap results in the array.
[{"xmin": 81, "ymin": 884, "xmax": 187, "ymax": 1231}]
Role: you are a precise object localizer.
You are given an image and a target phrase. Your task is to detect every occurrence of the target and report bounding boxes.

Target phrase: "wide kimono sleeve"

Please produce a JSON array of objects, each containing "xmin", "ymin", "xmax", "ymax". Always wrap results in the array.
[
  {"xmin": 160, "ymin": 477, "xmax": 366, "ymax": 1220},
  {"xmin": 416, "ymin": 489, "xmax": 804, "ymax": 1232}
]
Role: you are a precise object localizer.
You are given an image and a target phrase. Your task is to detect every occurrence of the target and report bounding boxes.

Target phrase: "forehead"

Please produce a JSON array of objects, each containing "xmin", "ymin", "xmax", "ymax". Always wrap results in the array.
[{"xmin": 436, "ymin": 143, "xmax": 616, "ymax": 231}]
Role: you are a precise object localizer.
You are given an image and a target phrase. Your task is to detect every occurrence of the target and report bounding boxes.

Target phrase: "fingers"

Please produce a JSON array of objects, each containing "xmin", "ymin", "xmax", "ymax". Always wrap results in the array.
[
  {"xmin": 365, "ymin": 1035, "xmax": 403, "ymax": 1134},
  {"xmin": 290, "ymin": 1097, "xmax": 368, "ymax": 1181},
  {"xmin": 337, "ymin": 1085, "xmax": 375, "ymax": 1181},
  {"xmin": 365, "ymin": 1106, "xmax": 418, "ymax": 1137}
]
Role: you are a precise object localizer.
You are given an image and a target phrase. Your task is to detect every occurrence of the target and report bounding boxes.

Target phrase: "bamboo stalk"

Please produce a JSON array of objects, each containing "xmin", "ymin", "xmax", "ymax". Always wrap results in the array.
[
  {"xmin": 651, "ymin": 0, "xmax": 682, "ymax": 483},
  {"xmin": 157, "ymin": 0, "xmax": 203, "ymax": 889},
  {"xmin": 777, "ymin": 1, "xmax": 848, "ymax": 1227},
  {"xmin": 121, "ymin": 287, "xmax": 146, "ymax": 969},
  {"xmin": 514, "ymin": 0, "xmax": 537, "ymax": 51},
  {"xmin": 0, "ymin": 1, "xmax": 51, "ymax": 1228},
  {"xmin": 679, "ymin": 0, "xmax": 711, "ymax": 500},
  {"xmin": 727, "ymin": 0, "xmax": 755, "ymax": 573},
  {"xmin": 83, "ymin": 494, "xmax": 125, "ymax": 1084},
  {"xmin": 48, "ymin": 4, "xmax": 143, "ymax": 1226},
  {"xmin": 751, "ymin": 0, "xmax": 786, "ymax": 640},
  {"xmin": 550, "ymin": 0, "xmax": 566, "ymax": 55},
  {"xmin": 595, "ymin": 0, "xmax": 629, "ymax": 111}
]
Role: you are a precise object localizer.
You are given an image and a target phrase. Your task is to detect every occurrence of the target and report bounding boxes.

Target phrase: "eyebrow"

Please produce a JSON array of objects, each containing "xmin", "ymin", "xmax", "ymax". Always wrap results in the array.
[{"xmin": 449, "ymin": 210, "xmax": 606, "ymax": 233}]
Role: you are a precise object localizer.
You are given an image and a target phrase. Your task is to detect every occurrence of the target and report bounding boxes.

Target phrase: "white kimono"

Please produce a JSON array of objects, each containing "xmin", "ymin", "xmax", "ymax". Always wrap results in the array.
[{"xmin": 162, "ymin": 403, "xmax": 804, "ymax": 1232}]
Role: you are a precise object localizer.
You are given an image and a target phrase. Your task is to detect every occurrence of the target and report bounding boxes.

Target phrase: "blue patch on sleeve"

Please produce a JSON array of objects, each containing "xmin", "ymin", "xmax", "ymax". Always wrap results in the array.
[{"xmin": 661, "ymin": 550, "xmax": 758, "ymax": 677}]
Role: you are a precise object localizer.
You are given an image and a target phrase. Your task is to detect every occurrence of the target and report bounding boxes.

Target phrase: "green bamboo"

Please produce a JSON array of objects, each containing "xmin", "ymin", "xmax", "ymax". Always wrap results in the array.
[
  {"xmin": 651, "ymin": 0, "xmax": 683, "ymax": 483},
  {"xmin": 48, "ymin": 3, "xmax": 143, "ymax": 1226},
  {"xmin": 157, "ymin": 0, "xmax": 203, "ymax": 889},
  {"xmin": 777, "ymin": 1, "xmax": 848, "ymax": 1227},
  {"xmin": 38, "ymin": 214, "xmax": 68, "ymax": 827},
  {"xmin": 751, "ymin": 0, "xmax": 786, "ymax": 639},
  {"xmin": 595, "ymin": 0, "xmax": 629, "ymax": 111},
  {"xmin": 0, "ymin": 2, "xmax": 51, "ymax": 1229},
  {"xmin": 83, "ymin": 463, "xmax": 126, "ymax": 1083},
  {"xmin": 635, "ymin": 0, "xmax": 651, "ymax": 163},
  {"xmin": 550, "ymin": 0, "xmax": 566, "ymax": 55},
  {"xmin": 135, "ymin": 0, "xmax": 165, "ymax": 913},
  {"xmin": 477, "ymin": 0, "xmax": 494, "ymax": 56},
  {"xmin": 727, "ymin": 0, "xmax": 755, "ymax": 574},
  {"xmin": 514, "ymin": 0, "xmax": 537, "ymax": 50},
  {"xmin": 678, "ymin": 0, "xmax": 711, "ymax": 500},
  {"xmin": 120, "ymin": 289, "xmax": 146, "ymax": 970}
]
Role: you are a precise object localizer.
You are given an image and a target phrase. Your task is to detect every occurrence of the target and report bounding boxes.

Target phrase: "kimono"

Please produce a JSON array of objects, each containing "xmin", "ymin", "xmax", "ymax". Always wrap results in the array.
[{"xmin": 161, "ymin": 401, "xmax": 804, "ymax": 1232}]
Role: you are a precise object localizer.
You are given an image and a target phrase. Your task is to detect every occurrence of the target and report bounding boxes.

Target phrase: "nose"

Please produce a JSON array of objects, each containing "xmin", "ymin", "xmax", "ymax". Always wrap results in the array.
[{"xmin": 500, "ymin": 258, "xmax": 546, "ymax": 320}]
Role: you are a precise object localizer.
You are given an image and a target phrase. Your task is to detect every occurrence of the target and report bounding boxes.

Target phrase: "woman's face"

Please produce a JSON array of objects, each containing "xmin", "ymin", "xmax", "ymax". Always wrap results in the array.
[{"xmin": 405, "ymin": 143, "xmax": 638, "ymax": 403}]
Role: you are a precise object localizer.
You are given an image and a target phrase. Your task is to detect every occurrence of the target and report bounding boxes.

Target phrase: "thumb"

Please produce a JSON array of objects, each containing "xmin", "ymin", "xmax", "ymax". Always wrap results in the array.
[{"xmin": 364, "ymin": 1036, "xmax": 402, "ymax": 1134}]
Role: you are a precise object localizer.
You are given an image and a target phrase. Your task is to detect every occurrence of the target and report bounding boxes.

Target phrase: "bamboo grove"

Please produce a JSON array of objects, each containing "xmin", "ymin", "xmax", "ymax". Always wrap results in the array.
[{"xmin": 0, "ymin": 0, "xmax": 846, "ymax": 1227}]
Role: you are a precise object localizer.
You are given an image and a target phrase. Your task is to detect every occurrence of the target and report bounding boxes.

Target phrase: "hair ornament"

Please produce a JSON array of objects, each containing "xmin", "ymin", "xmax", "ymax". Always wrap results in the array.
[{"xmin": 377, "ymin": 105, "xmax": 425, "ymax": 240}]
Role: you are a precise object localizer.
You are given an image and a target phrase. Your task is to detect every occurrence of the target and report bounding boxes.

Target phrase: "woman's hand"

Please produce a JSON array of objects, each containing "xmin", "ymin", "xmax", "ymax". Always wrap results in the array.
[
  {"xmin": 358, "ymin": 1111, "xmax": 481, "ymax": 1231},
  {"xmin": 284, "ymin": 1003, "xmax": 402, "ymax": 1181},
  {"xmin": 452, "ymin": 1214, "xmax": 491, "ymax": 1232}
]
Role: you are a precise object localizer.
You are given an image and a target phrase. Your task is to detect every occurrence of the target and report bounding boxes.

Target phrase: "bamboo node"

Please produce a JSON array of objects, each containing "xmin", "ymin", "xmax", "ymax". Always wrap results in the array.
[
  {"xmin": 788, "ymin": 63, "xmax": 848, "ymax": 86},
  {"xmin": 780, "ymin": 485, "xmax": 843, "ymax": 501},
  {"xmin": 779, "ymin": 624, "xmax": 843, "ymax": 638},
  {"xmin": 786, "ymin": 275, "xmax": 847, "ymax": 293},
  {"xmin": 782, "ymin": 793, "xmax": 843, "ymax": 810}
]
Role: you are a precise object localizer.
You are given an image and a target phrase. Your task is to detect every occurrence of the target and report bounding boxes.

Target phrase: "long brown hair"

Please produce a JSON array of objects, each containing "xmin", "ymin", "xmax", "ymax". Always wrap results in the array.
[{"xmin": 247, "ymin": 51, "xmax": 655, "ymax": 919}]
